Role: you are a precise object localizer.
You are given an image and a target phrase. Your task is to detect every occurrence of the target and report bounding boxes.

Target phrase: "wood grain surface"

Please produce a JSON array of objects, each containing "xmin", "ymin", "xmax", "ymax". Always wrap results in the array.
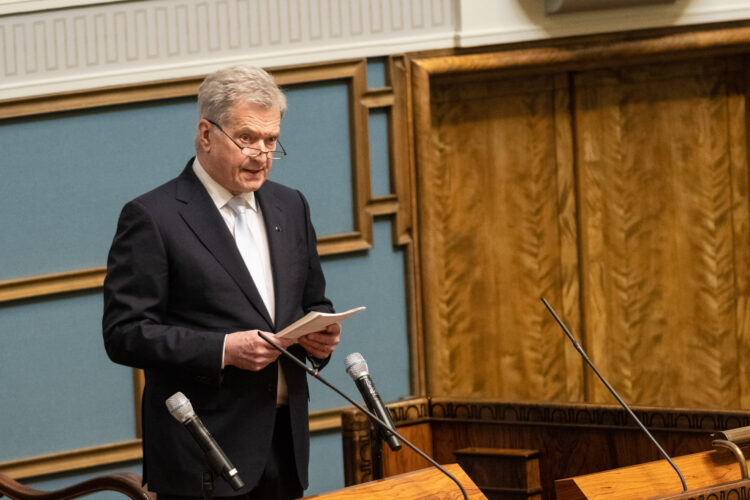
[
  {"xmin": 414, "ymin": 46, "xmax": 750, "ymax": 410},
  {"xmin": 418, "ymin": 70, "xmax": 583, "ymax": 402}
]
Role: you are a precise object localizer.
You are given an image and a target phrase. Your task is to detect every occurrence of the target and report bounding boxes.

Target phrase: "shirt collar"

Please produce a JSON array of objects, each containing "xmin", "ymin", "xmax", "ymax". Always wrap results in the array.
[{"xmin": 192, "ymin": 157, "xmax": 257, "ymax": 212}]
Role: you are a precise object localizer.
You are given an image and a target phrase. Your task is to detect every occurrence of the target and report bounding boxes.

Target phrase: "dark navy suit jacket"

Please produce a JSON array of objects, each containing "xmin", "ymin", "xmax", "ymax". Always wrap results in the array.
[{"xmin": 102, "ymin": 159, "xmax": 333, "ymax": 496}]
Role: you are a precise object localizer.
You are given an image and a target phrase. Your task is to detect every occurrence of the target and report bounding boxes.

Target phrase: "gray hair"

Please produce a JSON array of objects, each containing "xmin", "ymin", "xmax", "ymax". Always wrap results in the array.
[{"xmin": 197, "ymin": 65, "xmax": 287, "ymax": 125}]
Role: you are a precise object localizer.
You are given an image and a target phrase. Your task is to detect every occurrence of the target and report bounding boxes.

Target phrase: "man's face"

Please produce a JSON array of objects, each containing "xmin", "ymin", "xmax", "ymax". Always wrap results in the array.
[{"xmin": 198, "ymin": 101, "xmax": 282, "ymax": 195}]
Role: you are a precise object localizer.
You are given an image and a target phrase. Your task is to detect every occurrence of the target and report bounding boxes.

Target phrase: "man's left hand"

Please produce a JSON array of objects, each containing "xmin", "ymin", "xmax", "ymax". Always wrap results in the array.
[{"xmin": 298, "ymin": 322, "xmax": 341, "ymax": 359}]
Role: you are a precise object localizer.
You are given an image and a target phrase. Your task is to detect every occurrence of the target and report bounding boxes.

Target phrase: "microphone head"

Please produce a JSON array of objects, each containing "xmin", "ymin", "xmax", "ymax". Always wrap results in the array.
[
  {"xmin": 165, "ymin": 392, "xmax": 195, "ymax": 424},
  {"xmin": 344, "ymin": 352, "xmax": 369, "ymax": 380}
]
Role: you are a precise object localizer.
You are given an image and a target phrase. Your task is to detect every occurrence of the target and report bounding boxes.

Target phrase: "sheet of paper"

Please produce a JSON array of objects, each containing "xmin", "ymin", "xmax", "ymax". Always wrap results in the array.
[{"xmin": 276, "ymin": 306, "xmax": 366, "ymax": 339}]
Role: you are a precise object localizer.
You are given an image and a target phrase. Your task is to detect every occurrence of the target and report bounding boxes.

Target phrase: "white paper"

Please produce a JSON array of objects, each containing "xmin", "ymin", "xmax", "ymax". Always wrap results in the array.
[{"xmin": 276, "ymin": 306, "xmax": 366, "ymax": 339}]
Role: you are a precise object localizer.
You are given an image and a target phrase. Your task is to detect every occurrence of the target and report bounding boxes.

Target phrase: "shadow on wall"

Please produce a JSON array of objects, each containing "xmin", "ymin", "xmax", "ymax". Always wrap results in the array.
[{"xmin": 514, "ymin": 0, "xmax": 691, "ymax": 35}]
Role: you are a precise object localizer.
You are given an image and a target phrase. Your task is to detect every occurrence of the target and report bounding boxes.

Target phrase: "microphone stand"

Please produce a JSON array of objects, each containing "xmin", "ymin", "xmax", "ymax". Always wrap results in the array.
[
  {"xmin": 257, "ymin": 332, "xmax": 468, "ymax": 500},
  {"xmin": 371, "ymin": 434, "xmax": 384, "ymax": 480},
  {"xmin": 201, "ymin": 470, "xmax": 214, "ymax": 500},
  {"xmin": 541, "ymin": 298, "xmax": 688, "ymax": 492}
]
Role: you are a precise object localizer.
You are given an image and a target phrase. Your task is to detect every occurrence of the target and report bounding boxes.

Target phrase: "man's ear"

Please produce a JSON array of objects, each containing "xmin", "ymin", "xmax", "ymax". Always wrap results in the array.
[{"xmin": 197, "ymin": 119, "xmax": 213, "ymax": 152}]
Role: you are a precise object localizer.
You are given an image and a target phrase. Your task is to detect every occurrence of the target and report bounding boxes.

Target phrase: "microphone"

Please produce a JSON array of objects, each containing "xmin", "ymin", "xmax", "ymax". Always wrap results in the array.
[
  {"xmin": 541, "ymin": 297, "xmax": 688, "ymax": 492},
  {"xmin": 344, "ymin": 352, "xmax": 402, "ymax": 451},
  {"xmin": 165, "ymin": 392, "xmax": 245, "ymax": 491},
  {"xmin": 256, "ymin": 331, "xmax": 468, "ymax": 500}
]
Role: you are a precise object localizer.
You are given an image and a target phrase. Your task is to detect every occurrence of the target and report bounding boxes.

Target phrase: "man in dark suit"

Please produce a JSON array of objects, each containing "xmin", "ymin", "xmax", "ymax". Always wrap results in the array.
[{"xmin": 102, "ymin": 64, "xmax": 341, "ymax": 500}]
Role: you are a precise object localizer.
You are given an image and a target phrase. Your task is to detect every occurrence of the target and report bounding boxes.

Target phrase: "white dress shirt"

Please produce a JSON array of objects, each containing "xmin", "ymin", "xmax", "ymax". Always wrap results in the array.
[{"xmin": 193, "ymin": 157, "xmax": 288, "ymax": 405}]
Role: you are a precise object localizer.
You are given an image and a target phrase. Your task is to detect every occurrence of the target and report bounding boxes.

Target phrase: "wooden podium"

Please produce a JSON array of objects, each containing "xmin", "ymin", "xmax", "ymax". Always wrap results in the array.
[
  {"xmin": 555, "ymin": 446, "xmax": 750, "ymax": 499},
  {"xmin": 303, "ymin": 463, "xmax": 487, "ymax": 499}
]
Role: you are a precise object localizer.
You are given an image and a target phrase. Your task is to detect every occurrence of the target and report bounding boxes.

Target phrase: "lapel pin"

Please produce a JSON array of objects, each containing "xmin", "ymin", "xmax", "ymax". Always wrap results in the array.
[{"xmin": 274, "ymin": 225, "xmax": 281, "ymax": 232}]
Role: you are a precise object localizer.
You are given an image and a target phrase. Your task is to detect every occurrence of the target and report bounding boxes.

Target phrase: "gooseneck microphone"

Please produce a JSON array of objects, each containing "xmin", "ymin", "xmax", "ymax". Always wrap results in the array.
[
  {"xmin": 345, "ymin": 352, "xmax": 402, "ymax": 451},
  {"xmin": 256, "ymin": 331, "xmax": 468, "ymax": 500},
  {"xmin": 541, "ymin": 297, "xmax": 688, "ymax": 492},
  {"xmin": 166, "ymin": 392, "xmax": 245, "ymax": 491}
]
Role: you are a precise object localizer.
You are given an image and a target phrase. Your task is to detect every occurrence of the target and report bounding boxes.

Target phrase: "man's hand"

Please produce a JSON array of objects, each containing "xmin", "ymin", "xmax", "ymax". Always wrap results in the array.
[
  {"xmin": 224, "ymin": 330, "xmax": 295, "ymax": 371},
  {"xmin": 298, "ymin": 323, "xmax": 341, "ymax": 359}
]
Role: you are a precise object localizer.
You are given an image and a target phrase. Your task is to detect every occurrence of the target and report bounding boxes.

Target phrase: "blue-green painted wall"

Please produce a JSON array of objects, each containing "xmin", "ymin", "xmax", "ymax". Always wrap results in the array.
[{"xmin": 0, "ymin": 59, "xmax": 410, "ymax": 497}]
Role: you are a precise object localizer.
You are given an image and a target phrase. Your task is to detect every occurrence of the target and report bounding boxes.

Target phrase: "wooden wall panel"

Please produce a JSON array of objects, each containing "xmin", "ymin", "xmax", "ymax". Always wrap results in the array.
[
  {"xmin": 574, "ymin": 57, "xmax": 750, "ymax": 408},
  {"xmin": 417, "ymin": 70, "xmax": 583, "ymax": 401},
  {"xmin": 412, "ymin": 23, "xmax": 750, "ymax": 412}
]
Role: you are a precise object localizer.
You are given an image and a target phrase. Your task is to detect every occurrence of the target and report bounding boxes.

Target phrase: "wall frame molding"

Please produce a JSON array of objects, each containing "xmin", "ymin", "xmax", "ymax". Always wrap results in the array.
[
  {"xmin": 0, "ymin": 57, "xmax": 415, "ymax": 304},
  {"xmin": 0, "ymin": 405, "xmax": 354, "ymax": 481},
  {"xmin": 0, "ymin": 440, "xmax": 142, "ymax": 480},
  {"xmin": 0, "ymin": 268, "xmax": 106, "ymax": 303},
  {"xmin": 0, "ymin": 54, "xmax": 419, "ymax": 482}
]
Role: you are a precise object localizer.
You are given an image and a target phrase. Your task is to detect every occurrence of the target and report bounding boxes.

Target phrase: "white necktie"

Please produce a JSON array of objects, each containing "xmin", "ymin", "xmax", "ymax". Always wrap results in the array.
[
  {"xmin": 228, "ymin": 196, "xmax": 287, "ymax": 405},
  {"xmin": 227, "ymin": 197, "xmax": 273, "ymax": 318}
]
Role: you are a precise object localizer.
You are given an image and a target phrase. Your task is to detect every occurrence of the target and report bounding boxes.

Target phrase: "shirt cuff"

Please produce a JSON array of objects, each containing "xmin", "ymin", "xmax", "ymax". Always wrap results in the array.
[{"xmin": 221, "ymin": 334, "xmax": 227, "ymax": 369}]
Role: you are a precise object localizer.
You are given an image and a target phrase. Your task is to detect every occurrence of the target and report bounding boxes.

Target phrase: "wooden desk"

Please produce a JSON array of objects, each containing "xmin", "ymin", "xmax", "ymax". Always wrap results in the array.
[
  {"xmin": 303, "ymin": 463, "xmax": 486, "ymax": 499},
  {"xmin": 555, "ymin": 446, "xmax": 749, "ymax": 499}
]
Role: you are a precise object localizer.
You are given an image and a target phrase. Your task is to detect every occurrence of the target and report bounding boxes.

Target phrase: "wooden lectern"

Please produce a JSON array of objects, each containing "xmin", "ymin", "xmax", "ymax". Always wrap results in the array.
[
  {"xmin": 303, "ymin": 463, "xmax": 487, "ymax": 499},
  {"xmin": 555, "ymin": 445, "xmax": 750, "ymax": 499}
]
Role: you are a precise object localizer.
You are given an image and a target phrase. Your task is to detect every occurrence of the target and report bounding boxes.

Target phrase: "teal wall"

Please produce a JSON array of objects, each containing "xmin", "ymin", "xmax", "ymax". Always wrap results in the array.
[{"xmin": 0, "ymin": 58, "xmax": 411, "ymax": 497}]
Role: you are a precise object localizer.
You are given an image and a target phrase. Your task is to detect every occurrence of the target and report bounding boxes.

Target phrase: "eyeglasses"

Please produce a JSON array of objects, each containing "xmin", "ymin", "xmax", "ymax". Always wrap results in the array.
[{"xmin": 207, "ymin": 120, "xmax": 287, "ymax": 160}]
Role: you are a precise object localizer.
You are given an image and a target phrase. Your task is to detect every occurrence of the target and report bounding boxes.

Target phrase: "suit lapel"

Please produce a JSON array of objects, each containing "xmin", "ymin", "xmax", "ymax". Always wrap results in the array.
[
  {"xmin": 174, "ymin": 163, "xmax": 274, "ymax": 328},
  {"xmin": 256, "ymin": 187, "xmax": 295, "ymax": 330}
]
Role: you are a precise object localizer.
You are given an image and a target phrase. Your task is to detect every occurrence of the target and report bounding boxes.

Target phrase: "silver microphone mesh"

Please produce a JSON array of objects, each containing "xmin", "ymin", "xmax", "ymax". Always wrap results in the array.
[
  {"xmin": 165, "ymin": 391, "xmax": 195, "ymax": 424},
  {"xmin": 344, "ymin": 352, "xmax": 369, "ymax": 380}
]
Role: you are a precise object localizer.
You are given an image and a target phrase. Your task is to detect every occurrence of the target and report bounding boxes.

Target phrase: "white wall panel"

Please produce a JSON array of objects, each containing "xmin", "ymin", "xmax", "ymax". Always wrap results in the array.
[
  {"xmin": 2, "ymin": 0, "xmax": 750, "ymax": 101},
  {"xmin": 0, "ymin": 0, "xmax": 455, "ymax": 100}
]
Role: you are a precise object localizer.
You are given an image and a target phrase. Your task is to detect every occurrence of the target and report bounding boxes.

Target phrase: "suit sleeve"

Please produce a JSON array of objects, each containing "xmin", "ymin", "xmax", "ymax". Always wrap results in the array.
[{"xmin": 102, "ymin": 200, "xmax": 224, "ymax": 385}]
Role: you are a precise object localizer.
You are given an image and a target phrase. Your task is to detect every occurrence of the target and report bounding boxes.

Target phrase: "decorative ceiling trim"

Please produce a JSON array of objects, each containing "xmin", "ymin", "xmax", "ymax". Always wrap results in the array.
[{"xmin": 0, "ymin": 0, "xmax": 455, "ymax": 101}]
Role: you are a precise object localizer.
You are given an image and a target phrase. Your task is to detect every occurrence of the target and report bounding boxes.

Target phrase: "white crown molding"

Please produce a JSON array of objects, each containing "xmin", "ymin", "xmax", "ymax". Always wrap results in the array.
[
  {"xmin": 0, "ymin": 0, "xmax": 455, "ymax": 101},
  {"xmin": 0, "ymin": 0, "xmax": 126, "ymax": 17},
  {"xmin": 3, "ymin": 0, "xmax": 750, "ymax": 102},
  {"xmin": 2, "ymin": 29, "xmax": 455, "ymax": 99}
]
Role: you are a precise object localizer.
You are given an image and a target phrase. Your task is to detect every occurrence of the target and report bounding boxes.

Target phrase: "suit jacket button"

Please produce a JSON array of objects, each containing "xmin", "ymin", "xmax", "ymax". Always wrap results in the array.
[{"xmin": 267, "ymin": 383, "xmax": 275, "ymax": 393}]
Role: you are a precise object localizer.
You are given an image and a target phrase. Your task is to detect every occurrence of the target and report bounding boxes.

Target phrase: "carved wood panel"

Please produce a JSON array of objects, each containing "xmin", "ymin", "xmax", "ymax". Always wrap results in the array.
[
  {"xmin": 413, "ymin": 44, "xmax": 750, "ymax": 409},
  {"xmin": 574, "ymin": 56, "xmax": 750, "ymax": 408},
  {"xmin": 416, "ymin": 69, "xmax": 583, "ymax": 402}
]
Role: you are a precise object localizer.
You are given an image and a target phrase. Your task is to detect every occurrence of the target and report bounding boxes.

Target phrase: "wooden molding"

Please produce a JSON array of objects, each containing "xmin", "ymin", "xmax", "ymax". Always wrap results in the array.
[
  {"xmin": 309, "ymin": 407, "xmax": 348, "ymax": 433},
  {"xmin": 426, "ymin": 399, "xmax": 750, "ymax": 431},
  {"xmin": 318, "ymin": 232, "xmax": 373, "ymax": 256},
  {"xmin": 388, "ymin": 54, "xmax": 425, "ymax": 397},
  {"xmin": 0, "ymin": 407, "xmax": 348, "ymax": 481},
  {"xmin": 273, "ymin": 60, "xmax": 367, "ymax": 86},
  {"xmin": 361, "ymin": 88, "xmax": 395, "ymax": 109},
  {"xmin": 0, "ymin": 60, "xmax": 368, "ymax": 120},
  {"xmin": 0, "ymin": 268, "xmax": 105, "ymax": 303},
  {"xmin": 0, "ymin": 79, "xmax": 202, "ymax": 121},
  {"xmin": 132, "ymin": 370, "xmax": 145, "ymax": 439},
  {"xmin": 366, "ymin": 195, "xmax": 399, "ymax": 217},
  {"xmin": 412, "ymin": 22, "xmax": 750, "ymax": 77},
  {"xmin": 0, "ymin": 235, "xmax": 380, "ymax": 304},
  {"xmin": 0, "ymin": 440, "xmax": 142, "ymax": 481}
]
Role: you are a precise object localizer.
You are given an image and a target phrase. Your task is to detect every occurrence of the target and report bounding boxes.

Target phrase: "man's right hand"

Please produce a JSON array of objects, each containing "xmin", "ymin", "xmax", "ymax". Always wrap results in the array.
[{"xmin": 223, "ymin": 330, "xmax": 295, "ymax": 371}]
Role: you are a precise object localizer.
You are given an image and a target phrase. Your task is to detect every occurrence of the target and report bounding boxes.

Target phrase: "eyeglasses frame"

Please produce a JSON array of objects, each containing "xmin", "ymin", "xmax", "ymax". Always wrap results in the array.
[{"xmin": 207, "ymin": 119, "xmax": 287, "ymax": 160}]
